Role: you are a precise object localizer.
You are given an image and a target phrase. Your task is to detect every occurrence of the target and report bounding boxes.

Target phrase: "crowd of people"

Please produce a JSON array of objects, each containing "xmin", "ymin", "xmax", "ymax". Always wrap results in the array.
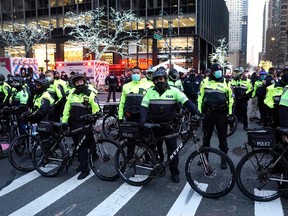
[{"xmin": 1, "ymin": 63, "xmax": 288, "ymax": 182}]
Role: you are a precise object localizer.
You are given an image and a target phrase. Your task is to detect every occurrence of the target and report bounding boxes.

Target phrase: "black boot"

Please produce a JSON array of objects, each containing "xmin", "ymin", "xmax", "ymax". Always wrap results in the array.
[{"xmin": 220, "ymin": 157, "xmax": 228, "ymax": 169}]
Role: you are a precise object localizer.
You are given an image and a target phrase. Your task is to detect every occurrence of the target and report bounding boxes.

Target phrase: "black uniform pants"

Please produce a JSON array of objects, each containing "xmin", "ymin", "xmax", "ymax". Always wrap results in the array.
[
  {"xmin": 235, "ymin": 99, "xmax": 248, "ymax": 128},
  {"xmin": 72, "ymin": 130, "xmax": 94, "ymax": 169},
  {"xmin": 107, "ymin": 85, "xmax": 117, "ymax": 102},
  {"xmin": 154, "ymin": 127, "xmax": 179, "ymax": 175},
  {"xmin": 258, "ymin": 96, "xmax": 266, "ymax": 122},
  {"xmin": 202, "ymin": 111, "xmax": 228, "ymax": 152}
]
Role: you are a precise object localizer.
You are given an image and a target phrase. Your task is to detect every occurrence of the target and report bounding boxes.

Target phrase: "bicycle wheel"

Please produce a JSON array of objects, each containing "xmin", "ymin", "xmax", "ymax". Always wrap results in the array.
[
  {"xmin": 32, "ymin": 138, "xmax": 66, "ymax": 177},
  {"xmin": 8, "ymin": 134, "xmax": 35, "ymax": 172},
  {"xmin": 115, "ymin": 141, "xmax": 157, "ymax": 186},
  {"xmin": 185, "ymin": 147, "xmax": 236, "ymax": 198},
  {"xmin": 236, "ymin": 149, "xmax": 288, "ymax": 201},
  {"xmin": 102, "ymin": 114, "xmax": 119, "ymax": 140},
  {"xmin": 89, "ymin": 138, "xmax": 120, "ymax": 181},
  {"xmin": 214, "ymin": 114, "xmax": 238, "ymax": 137},
  {"xmin": 9, "ymin": 125, "xmax": 20, "ymax": 142}
]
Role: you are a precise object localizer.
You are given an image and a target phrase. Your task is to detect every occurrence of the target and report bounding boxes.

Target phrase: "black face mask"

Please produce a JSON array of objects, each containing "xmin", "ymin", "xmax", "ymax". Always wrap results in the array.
[
  {"xmin": 34, "ymin": 87, "xmax": 44, "ymax": 94},
  {"xmin": 155, "ymin": 81, "xmax": 168, "ymax": 93},
  {"xmin": 75, "ymin": 84, "xmax": 89, "ymax": 95},
  {"xmin": 189, "ymin": 74, "xmax": 196, "ymax": 79}
]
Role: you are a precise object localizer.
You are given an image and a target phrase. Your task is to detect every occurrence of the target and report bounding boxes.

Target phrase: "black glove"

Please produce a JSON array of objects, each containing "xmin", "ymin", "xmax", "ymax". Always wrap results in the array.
[
  {"xmin": 140, "ymin": 118, "xmax": 146, "ymax": 126},
  {"xmin": 118, "ymin": 119, "xmax": 124, "ymax": 123}
]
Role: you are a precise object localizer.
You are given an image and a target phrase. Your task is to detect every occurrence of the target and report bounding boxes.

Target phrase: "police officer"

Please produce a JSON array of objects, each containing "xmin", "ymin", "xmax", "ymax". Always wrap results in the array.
[
  {"xmin": 0, "ymin": 74, "xmax": 12, "ymax": 109},
  {"xmin": 279, "ymin": 75, "xmax": 288, "ymax": 127},
  {"xmin": 45, "ymin": 71, "xmax": 67, "ymax": 122},
  {"xmin": 231, "ymin": 67, "xmax": 252, "ymax": 130},
  {"xmin": 140, "ymin": 68, "xmax": 201, "ymax": 183},
  {"xmin": 9, "ymin": 76, "xmax": 29, "ymax": 134},
  {"xmin": 28, "ymin": 78, "xmax": 54, "ymax": 123},
  {"xmin": 141, "ymin": 68, "xmax": 154, "ymax": 88},
  {"xmin": 197, "ymin": 63, "xmax": 234, "ymax": 169},
  {"xmin": 118, "ymin": 66, "xmax": 151, "ymax": 122},
  {"xmin": 62, "ymin": 74, "xmax": 100, "ymax": 180},
  {"xmin": 168, "ymin": 68, "xmax": 183, "ymax": 91},
  {"xmin": 105, "ymin": 71, "xmax": 119, "ymax": 102},
  {"xmin": 183, "ymin": 68, "xmax": 201, "ymax": 105},
  {"xmin": 264, "ymin": 73, "xmax": 288, "ymax": 128}
]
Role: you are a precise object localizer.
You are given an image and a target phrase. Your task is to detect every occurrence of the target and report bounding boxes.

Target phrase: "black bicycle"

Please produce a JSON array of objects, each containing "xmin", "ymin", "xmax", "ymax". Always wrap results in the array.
[
  {"xmin": 101, "ymin": 104, "xmax": 120, "ymax": 140},
  {"xmin": 31, "ymin": 113, "xmax": 121, "ymax": 181},
  {"xmin": 115, "ymin": 113, "xmax": 236, "ymax": 198},
  {"xmin": 236, "ymin": 127, "xmax": 288, "ymax": 201}
]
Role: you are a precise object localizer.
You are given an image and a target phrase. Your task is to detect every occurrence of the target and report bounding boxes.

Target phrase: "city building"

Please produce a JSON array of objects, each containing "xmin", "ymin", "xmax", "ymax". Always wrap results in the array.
[
  {"xmin": 0, "ymin": 0, "xmax": 229, "ymax": 73},
  {"xmin": 225, "ymin": 0, "xmax": 248, "ymax": 68}
]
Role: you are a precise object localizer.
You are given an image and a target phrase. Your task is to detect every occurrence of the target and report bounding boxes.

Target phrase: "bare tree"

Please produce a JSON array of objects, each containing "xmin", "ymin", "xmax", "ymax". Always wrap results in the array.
[
  {"xmin": 0, "ymin": 23, "xmax": 52, "ymax": 57},
  {"xmin": 64, "ymin": 7, "xmax": 143, "ymax": 60}
]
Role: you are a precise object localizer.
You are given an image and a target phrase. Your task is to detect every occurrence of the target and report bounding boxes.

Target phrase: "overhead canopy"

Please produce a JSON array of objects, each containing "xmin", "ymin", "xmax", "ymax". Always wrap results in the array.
[{"xmin": 152, "ymin": 61, "xmax": 189, "ymax": 74}]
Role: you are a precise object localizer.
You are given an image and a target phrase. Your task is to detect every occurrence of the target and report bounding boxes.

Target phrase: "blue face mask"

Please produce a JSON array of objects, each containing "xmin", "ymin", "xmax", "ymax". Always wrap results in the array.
[
  {"xmin": 213, "ymin": 70, "xmax": 222, "ymax": 79},
  {"xmin": 260, "ymin": 75, "xmax": 266, "ymax": 80},
  {"xmin": 46, "ymin": 77, "xmax": 52, "ymax": 82},
  {"xmin": 132, "ymin": 74, "xmax": 141, "ymax": 82}
]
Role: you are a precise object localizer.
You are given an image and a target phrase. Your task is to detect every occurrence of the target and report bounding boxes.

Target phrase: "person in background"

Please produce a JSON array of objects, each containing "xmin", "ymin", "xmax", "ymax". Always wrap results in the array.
[
  {"xmin": 249, "ymin": 67, "xmax": 261, "ymax": 121},
  {"xmin": 198, "ymin": 63, "xmax": 234, "ymax": 169},
  {"xmin": 61, "ymin": 71, "xmax": 68, "ymax": 81},
  {"xmin": 105, "ymin": 71, "xmax": 119, "ymax": 102},
  {"xmin": 0, "ymin": 74, "xmax": 12, "ymax": 109},
  {"xmin": 183, "ymin": 68, "xmax": 201, "ymax": 105},
  {"xmin": 168, "ymin": 68, "xmax": 183, "ymax": 91},
  {"xmin": 118, "ymin": 66, "xmax": 150, "ymax": 122},
  {"xmin": 230, "ymin": 67, "xmax": 253, "ymax": 130}
]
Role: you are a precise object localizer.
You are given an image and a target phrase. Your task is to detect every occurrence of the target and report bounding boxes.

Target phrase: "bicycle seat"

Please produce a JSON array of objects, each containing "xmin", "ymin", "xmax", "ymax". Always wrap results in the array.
[
  {"xmin": 143, "ymin": 123, "xmax": 161, "ymax": 129},
  {"xmin": 276, "ymin": 127, "xmax": 288, "ymax": 135}
]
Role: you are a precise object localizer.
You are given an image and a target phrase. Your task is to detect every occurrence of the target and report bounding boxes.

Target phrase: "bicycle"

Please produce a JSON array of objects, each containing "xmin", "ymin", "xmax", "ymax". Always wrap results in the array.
[
  {"xmin": 236, "ymin": 127, "xmax": 288, "ymax": 201},
  {"xmin": 213, "ymin": 114, "xmax": 238, "ymax": 137},
  {"xmin": 7, "ymin": 112, "xmax": 38, "ymax": 172},
  {"xmin": 101, "ymin": 104, "xmax": 120, "ymax": 140},
  {"xmin": 31, "ymin": 113, "xmax": 121, "ymax": 181},
  {"xmin": 114, "ymin": 113, "xmax": 236, "ymax": 198}
]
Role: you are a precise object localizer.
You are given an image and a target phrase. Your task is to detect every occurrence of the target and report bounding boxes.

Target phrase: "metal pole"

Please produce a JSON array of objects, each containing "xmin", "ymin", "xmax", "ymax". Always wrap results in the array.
[{"xmin": 169, "ymin": 20, "xmax": 172, "ymax": 68}]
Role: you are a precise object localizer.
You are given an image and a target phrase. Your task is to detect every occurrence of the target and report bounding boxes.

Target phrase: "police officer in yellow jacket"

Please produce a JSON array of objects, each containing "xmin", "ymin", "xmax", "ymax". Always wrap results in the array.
[
  {"xmin": 62, "ymin": 74, "xmax": 100, "ymax": 180},
  {"xmin": 198, "ymin": 63, "xmax": 234, "ymax": 169},
  {"xmin": 231, "ymin": 68, "xmax": 253, "ymax": 130},
  {"xmin": 118, "ymin": 67, "xmax": 151, "ymax": 122},
  {"xmin": 140, "ymin": 68, "xmax": 201, "ymax": 183},
  {"xmin": 45, "ymin": 71, "xmax": 67, "ymax": 122},
  {"xmin": 167, "ymin": 68, "xmax": 183, "ymax": 91},
  {"xmin": 27, "ymin": 78, "xmax": 55, "ymax": 123},
  {"xmin": 279, "ymin": 79, "xmax": 288, "ymax": 127},
  {"xmin": 0, "ymin": 74, "xmax": 12, "ymax": 109},
  {"xmin": 264, "ymin": 73, "xmax": 288, "ymax": 128}
]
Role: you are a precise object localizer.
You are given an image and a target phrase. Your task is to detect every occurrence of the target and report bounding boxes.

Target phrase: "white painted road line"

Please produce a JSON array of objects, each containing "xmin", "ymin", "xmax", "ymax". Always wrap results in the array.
[
  {"xmin": 8, "ymin": 173, "xmax": 93, "ymax": 216},
  {"xmin": 0, "ymin": 171, "xmax": 40, "ymax": 197},
  {"xmin": 87, "ymin": 183, "xmax": 142, "ymax": 216},
  {"xmin": 166, "ymin": 182, "xmax": 208, "ymax": 216},
  {"xmin": 254, "ymin": 189, "xmax": 284, "ymax": 216}
]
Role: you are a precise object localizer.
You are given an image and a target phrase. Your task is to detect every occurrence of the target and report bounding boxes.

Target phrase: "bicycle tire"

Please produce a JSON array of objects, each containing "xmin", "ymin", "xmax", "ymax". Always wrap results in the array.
[
  {"xmin": 236, "ymin": 149, "xmax": 288, "ymax": 201},
  {"xmin": 185, "ymin": 147, "xmax": 236, "ymax": 198},
  {"xmin": 8, "ymin": 134, "xmax": 35, "ymax": 172},
  {"xmin": 214, "ymin": 114, "xmax": 238, "ymax": 137},
  {"xmin": 115, "ymin": 141, "xmax": 157, "ymax": 186},
  {"xmin": 102, "ymin": 114, "xmax": 119, "ymax": 140},
  {"xmin": 32, "ymin": 138, "xmax": 66, "ymax": 177},
  {"xmin": 89, "ymin": 138, "xmax": 120, "ymax": 181}
]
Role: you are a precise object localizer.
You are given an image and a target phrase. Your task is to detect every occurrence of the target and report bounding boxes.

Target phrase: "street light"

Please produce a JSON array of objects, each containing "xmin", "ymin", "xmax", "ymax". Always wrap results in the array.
[
  {"xmin": 158, "ymin": 8, "xmax": 183, "ymax": 68},
  {"xmin": 44, "ymin": 24, "xmax": 53, "ymax": 71}
]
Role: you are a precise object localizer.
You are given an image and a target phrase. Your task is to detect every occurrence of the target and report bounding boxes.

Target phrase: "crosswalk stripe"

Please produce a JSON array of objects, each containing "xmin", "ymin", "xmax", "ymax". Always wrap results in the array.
[
  {"xmin": 166, "ymin": 183, "xmax": 207, "ymax": 216},
  {"xmin": 0, "ymin": 171, "xmax": 40, "ymax": 197},
  {"xmin": 86, "ymin": 183, "xmax": 142, "ymax": 216},
  {"xmin": 8, "ymin": 173, "xmax": 93, "ymax": 216},
  {"xmin": 254, "ymin": 189, "xmax": 284, "ymax": 216}
]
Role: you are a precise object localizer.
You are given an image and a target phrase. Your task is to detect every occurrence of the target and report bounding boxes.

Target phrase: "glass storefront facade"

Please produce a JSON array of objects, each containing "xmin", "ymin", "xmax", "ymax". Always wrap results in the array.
[{"xmin": 0, "ymin": 0, "xmax": 228, "ymax": 71}]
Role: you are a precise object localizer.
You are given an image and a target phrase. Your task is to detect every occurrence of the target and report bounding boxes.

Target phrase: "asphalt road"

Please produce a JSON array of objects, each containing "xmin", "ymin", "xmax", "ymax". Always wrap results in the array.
[{"xmin": 0, "ymin": 98, "xmax": 288, "ymax": 216}]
